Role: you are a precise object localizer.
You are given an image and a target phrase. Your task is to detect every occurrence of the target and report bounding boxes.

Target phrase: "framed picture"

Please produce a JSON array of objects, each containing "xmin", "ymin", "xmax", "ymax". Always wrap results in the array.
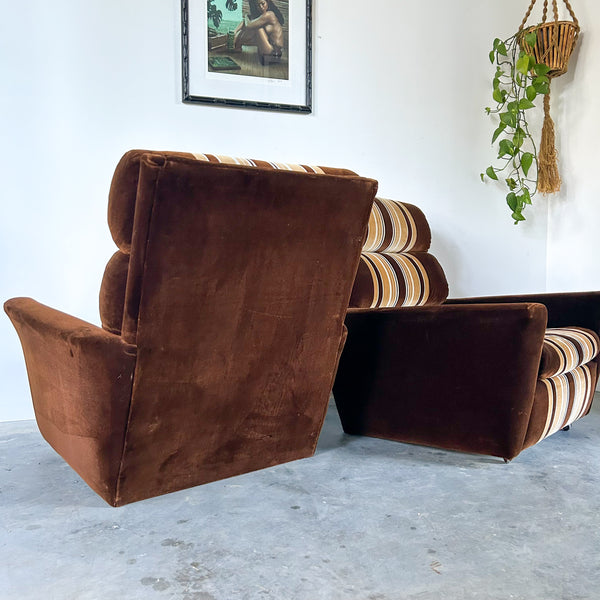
[{"xmin": 181, "ymin": 0, "xmax": 312, "ymax": 113}]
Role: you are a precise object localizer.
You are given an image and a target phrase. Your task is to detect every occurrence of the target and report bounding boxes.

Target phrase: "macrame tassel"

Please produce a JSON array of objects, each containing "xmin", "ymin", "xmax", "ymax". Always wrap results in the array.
[{"xmin": 537, "ymin": 88, "xmax": 561, "ymax": 194}]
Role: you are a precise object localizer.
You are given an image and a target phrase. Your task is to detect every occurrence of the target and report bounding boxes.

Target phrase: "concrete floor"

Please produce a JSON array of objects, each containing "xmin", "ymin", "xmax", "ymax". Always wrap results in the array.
[{"xmin": 1, "ymin": 397, "xmax": 600, "ymax": 600}]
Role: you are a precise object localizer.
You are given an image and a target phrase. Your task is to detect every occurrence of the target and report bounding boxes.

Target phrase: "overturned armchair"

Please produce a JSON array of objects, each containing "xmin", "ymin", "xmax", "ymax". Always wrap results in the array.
[{"xmin": 5, "ymin": 150, "xmax": 377, "ymax": 506}]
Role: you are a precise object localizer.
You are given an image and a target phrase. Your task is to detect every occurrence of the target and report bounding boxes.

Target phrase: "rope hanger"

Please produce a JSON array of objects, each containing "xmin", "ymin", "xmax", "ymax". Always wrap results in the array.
[
  {"xmin": 520, "ymin": 0, "xmax": 578, "ymax": 32},
  {"xmin": 518, "ymin": 0, "xmax": 580, "ymax": 194}
]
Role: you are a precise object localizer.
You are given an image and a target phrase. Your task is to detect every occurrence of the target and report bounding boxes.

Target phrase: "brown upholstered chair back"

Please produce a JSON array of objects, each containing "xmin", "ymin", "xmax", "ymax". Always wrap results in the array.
[
  {"xmin": 6, "ymin": 149, "xmax": 377, "ymax": 505},
  {"xmin": 95, "ymin": 150, "xmax": 377, "ymax": 503},
  {"xmin": 100, "ymin": 150, "xmax": 361, "ymax": 341}
]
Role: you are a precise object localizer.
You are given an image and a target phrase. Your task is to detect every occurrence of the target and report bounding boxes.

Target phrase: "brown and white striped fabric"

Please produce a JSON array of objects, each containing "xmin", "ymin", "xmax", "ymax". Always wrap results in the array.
[
  {"xmin": 539, "ymin": 327, "xmax": 600, "ymax": 378},
  {"xmin": 536, "ymin": 363, "xmax": 597, "ymax": 441},
  {"xmin": 363, "ymin": 198, "xmax": 431, "ymax": 253},
  {"xmin": 349, "ymin": 198, "xmax": 449, "ymax": 309},
  {"xmin": 525, "ymin": 327, "xmax": 600, "ymax": 445},
  {"xmin": 350, "ymin": 251, "xmax": 448, "ymax": 309},
  {"xmin": 191, "ymin": 153, "xmax": 333, "ymax": 175}
]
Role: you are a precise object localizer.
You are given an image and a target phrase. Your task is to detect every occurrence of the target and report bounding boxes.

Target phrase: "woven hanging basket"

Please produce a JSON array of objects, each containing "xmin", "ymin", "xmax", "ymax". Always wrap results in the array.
[
  {"xmin": 518, "ymin": 20, "xmax": 579, "ymax": 78},
  {"xmin": 516, "ymin": 0, "xmax": 580, "ymax": 194}
]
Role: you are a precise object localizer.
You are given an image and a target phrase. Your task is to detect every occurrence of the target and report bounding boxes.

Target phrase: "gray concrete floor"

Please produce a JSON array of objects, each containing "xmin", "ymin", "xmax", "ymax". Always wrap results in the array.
[{"xmin": 1, "ymin": 397, "xmax": 600, "ymax": 600}]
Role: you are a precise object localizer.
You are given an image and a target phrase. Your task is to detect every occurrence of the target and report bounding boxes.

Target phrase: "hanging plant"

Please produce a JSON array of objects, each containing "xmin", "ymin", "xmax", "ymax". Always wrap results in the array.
[
  {"xmin": 481, "ymin": 0, "xmax": 580, "ymax": 224},
  {"xmin": 482, "ymin": 32, "xmax": 550, "ymax": 223}
]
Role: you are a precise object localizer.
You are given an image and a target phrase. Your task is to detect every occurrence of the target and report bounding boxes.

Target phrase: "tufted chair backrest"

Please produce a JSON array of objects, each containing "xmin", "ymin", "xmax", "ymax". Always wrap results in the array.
[
  {"xmin": 93, "ymin": 149, "xmax": 378, "ymax": 504},
  {"xmin": 349, "ymin": 198, "xmax": 449, "ymax": 308},
  {"xmin": 99, "ymin": 150, "xmax": 360, "ymax": 342}
]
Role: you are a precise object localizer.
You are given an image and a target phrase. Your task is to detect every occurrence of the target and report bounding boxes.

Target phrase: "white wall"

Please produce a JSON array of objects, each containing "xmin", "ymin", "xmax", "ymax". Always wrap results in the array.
[
  {"xmin": 545, "ymin": 2, "xmax": 600, "ymax": 290},
  {"xmin": 0, "ymin": 0, "xmax": 595, "ymax": 421}
]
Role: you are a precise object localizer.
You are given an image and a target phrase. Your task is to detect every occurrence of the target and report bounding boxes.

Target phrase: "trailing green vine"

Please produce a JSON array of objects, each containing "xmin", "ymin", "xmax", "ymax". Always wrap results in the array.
[{"xmin": 481, "ymin": 30, "xmax": 551, "ymax": 223}]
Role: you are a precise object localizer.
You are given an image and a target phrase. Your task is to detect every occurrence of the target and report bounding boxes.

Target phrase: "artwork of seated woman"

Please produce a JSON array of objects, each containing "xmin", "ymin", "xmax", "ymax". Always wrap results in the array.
[{"xmin": 234, "ymin": 0, "xmax": 285, "ymax": 65}]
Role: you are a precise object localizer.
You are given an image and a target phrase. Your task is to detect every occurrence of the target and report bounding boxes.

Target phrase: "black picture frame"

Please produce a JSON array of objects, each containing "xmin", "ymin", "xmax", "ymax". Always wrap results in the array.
[{"xmin": 181, "ymin": 0, "xmax": 312, "ymax": 113}]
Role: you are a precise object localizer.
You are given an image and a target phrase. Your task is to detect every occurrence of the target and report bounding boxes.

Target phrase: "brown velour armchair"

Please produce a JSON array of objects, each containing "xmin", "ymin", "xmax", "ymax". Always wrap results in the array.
[
  {"xmin": 5, "ymin": 150, "xmax": 377, "ymax": 506},
  {"xmin": 333, "ymin": 198, "xmax": 600, "ymax": 461}
]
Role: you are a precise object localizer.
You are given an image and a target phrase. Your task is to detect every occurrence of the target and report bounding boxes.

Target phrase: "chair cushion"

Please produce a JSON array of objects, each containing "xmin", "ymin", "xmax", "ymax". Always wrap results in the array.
[
  {"xmin": 527, "ymin": 326, "xmax": 600, "ymax": 445},
  {"xmin": 99, "ymin": 250, "xmax": 130, "ymax": 335},
  {"xmin": 349, "ymin": 251, "xmax": 449, "ymax": 308},
  {"xmin": 535, "ymin": 363, "xmax": 597, "ymax": 441},
  {"xmin": 107, "ymin": 150, "xmax": 357, "ymax": 252},
  {"xmin": 539, "ymin": 326, "xmax": 600, "ymax": 378},
  {"xmin": 108, "ymin": 150, "xmax": 198, "ymax": 252},
  {"xmin": 190, "ymin": 153, "xmax": 357, "ymax": 176},
  {"xmin": 362, "ymin": 198, "xmax": 431, "ymax": 252},
  {"xmin": 104, "ymin": 150, "xmax": 361, "ymax": 336}
]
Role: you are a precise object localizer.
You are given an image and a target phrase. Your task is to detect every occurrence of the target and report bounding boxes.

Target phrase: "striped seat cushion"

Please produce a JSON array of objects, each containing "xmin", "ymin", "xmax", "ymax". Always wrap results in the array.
[
  {"xmin": 349, "ymin": 251, "xmax": 449, "ymax": 309},
  {"xmin": 539, "ymin": 327, "xmax": 600, "ymax": 378},
  {"xmin": 536, "ymin": 363, "xmax": 597, "ymax": 441},
  {"xmin": 363, "ymin": 198, "xmax": 432, "ymax": 253}
]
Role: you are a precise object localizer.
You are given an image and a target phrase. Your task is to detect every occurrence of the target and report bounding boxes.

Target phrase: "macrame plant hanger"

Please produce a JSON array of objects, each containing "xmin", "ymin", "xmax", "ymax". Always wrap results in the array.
[{"xmin": 518, "ymin": 0, "xmax": 580, "ymax": 193}]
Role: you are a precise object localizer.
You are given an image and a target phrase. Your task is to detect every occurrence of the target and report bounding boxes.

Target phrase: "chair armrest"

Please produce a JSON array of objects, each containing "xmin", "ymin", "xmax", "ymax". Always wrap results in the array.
[
  {"xmin": 446, "ymin": 292, "xmax": 600, "ymax": 334},
  {"xmin": 4, "ymin": 297, "xmax": 136, "ymax": 504},
  {"xmin": 335, "ymin": 303, "xmax": 548, "ymax": 459}
]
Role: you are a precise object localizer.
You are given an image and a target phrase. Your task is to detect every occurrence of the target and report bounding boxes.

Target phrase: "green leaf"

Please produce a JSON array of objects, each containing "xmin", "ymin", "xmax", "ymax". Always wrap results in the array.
[
  {"xmin": 516, "ymin": 55, "xmax": 530, "ymax": 75},
  {"xmin": 480, "ymin": 173, "xmax": 485, "ymax": 182},
  {"xmin": 506, "ymin": 177, "xmax": 517, "ymax": 190},
  {"xmin": 489, "ymin": 50, "xmax": 495, "ymax": 63},
  {"xmin": 498, "ymin": 139, "xmax": 515, "ymax": 158},
  {"xmin": 525, "ymin": 32, "xmax": 537, "ymax": 47},
  {"xmin": 533, "ymin": 78, "xmax": 550, "ymax": 94},
  {"xmin": 534, "ymin": 63, "xmax": 550, "ymax": 76},
  {"xmin": 494, "ymin": 40, "xmax": 507, "ymax": 56},
  {"xmin": 518, "ymin": 98, "xmax": 535, "ymax": 110},
  {"xmin": 513, "ymin": 127, "xmax": 525, "ymax": 149},
  {"xmin": 506, "ymin": 192, "xmax": 518, "ymax": 211},
  {"xmin": 500, "ymin": 112, "xmax": 517, "ymax": 128},
  {"xmin": 521, "ymin": 152, "xmax": 534, "ymax": 176},
  {"xmin": 486, "ymin": 166, "xmax": 498, "ymax": 180},
  {"xmin": 522, "ymin": 188, "xmax": 532, "ymax": 204},
  {"xmin": 526, "ymin": 85, "xmax": 537, "ymax": 101},
  {"xmin": 511, "ymin": 193, "xmax": 526, "ymax": 220},
  {"xmin": 493, "ymin": 88, "xmax": 504, "ymax": 103},
  {"xmin": 492, "ymin": 123, "xmax": 507, "ymax": 143}
]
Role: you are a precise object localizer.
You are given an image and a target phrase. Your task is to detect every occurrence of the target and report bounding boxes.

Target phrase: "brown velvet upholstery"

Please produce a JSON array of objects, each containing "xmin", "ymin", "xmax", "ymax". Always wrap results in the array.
[
  {"xmin": 5, "ymin": 150, "xmax": 377, "ymax": 505},
  {"xmin": 99, "ymin": 250, "xmax": 129, "ymax": 335},
  {"xmin": 334, "ymin": 232, "xmax": 600, "ymax": 461}
]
